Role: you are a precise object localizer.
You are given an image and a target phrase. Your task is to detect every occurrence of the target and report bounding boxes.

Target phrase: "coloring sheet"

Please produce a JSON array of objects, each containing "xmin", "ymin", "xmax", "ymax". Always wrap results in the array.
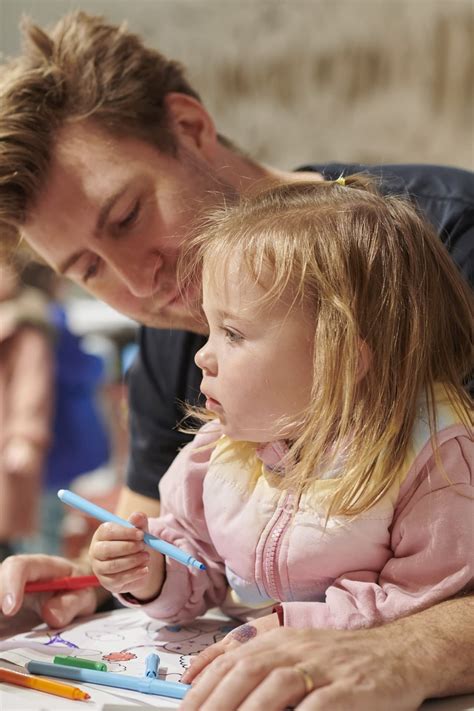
[{"xmin": 0, "ymin": 607, "xmax": 238, "ymax": 710}]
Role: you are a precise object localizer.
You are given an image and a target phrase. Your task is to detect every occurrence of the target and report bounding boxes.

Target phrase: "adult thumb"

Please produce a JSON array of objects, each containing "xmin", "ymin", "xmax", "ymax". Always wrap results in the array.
[{"xmin": 41, "ymin": 587, "xmax": 99, "ymax": 629}]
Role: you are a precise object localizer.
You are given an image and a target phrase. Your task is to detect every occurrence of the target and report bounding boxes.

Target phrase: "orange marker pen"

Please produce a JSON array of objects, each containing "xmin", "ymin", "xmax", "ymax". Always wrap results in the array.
[{"xmin": 0, "ymin": 666, "xmax": 90, "ymax": 701}]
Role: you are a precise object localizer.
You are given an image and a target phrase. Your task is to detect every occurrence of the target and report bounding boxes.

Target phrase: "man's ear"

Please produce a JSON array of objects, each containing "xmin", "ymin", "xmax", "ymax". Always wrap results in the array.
[
  {"xmin": 357, "ymin": 339, "xmax": 372, "ymax": 382},
  {"xmin": 164, "ymin": 93, "xmax": 218, "ymax": 160}
]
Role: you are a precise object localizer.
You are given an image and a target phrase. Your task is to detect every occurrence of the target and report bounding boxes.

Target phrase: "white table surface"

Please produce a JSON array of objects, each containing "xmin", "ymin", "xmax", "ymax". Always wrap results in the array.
[{"xmin": 0, "ymin": 609, "xmax": 473, "ymax": 711}]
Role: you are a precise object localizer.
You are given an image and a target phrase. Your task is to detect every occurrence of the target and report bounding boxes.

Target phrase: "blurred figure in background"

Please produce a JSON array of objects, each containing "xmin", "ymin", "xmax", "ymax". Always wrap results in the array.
[
  {"xmin": 17, "ymin": 264, "xmax": 111, "ymax": 556},
  {"xmin": 0, "ymin": 261, "xmax": 54, "ymax": 561}
]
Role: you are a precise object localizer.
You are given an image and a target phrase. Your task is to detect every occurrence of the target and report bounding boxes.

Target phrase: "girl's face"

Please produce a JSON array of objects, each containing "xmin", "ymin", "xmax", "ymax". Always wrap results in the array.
[{"xmin": 195, "ymin": 256, "xmax": 314, "ymax": 442}]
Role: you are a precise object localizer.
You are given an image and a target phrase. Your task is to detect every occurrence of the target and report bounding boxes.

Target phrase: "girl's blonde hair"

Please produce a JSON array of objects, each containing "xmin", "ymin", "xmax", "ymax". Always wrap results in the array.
[{"xmin": 180, "ymin": 176, "xmax": 473, "ymax": 516}]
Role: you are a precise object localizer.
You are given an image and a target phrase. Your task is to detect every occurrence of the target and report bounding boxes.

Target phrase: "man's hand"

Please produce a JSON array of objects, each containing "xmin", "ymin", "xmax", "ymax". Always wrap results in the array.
[
  {"xmin": 0, "ymin": 554, "xmax": 100, "ymax": 628},
  {"xmin": 179, "ymin": 624, "xmax": 427, "ymax": 711},
  {"xmin": 182, "ymin": 613, "xmax": 280, "ymax": 685}
]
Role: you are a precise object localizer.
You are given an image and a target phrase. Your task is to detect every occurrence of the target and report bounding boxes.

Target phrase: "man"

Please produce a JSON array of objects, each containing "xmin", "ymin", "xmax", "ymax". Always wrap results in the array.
[{"xmin": 0, "ymin": 12, "xmax": 472, "ymax": 709}]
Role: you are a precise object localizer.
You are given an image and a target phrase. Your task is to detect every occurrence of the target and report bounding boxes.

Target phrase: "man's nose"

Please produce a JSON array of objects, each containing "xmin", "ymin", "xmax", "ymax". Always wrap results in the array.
[{"xmin": 112, "ymin": 253, "xmax": 163, "ymax": 298}]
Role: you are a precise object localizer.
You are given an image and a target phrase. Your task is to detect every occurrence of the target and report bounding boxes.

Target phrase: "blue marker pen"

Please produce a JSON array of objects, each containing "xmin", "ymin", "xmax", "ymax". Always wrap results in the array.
[
  {"xmin": 26, "ymin": 661, "xmax": 190, "ymax": 700},
  {"xmin": 145, "ymin": 652, "xmax": 160, "ymax": 678},
  {"xmin": 57, "ymin": 489, "xmax": 205, "ymax": 571}
]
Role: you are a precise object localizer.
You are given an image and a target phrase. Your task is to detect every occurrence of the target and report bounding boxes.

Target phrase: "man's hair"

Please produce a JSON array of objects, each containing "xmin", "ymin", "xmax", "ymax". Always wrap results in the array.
[
  {"xmin": 0, "ymin": 11, "xmax": 205, "ymax": 255},
  {"xmin": 182, "ymin": 176, "xmax": 473, "ymax": 516}
]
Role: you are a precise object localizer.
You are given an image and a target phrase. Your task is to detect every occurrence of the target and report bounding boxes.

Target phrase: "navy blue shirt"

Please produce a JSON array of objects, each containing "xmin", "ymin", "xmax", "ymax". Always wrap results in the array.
[{"xmin": 127, "ymin": 163, "xmax": 474, "ymax": 500}]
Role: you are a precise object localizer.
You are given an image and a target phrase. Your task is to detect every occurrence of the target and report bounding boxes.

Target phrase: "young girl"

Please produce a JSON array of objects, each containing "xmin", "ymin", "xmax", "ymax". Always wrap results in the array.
[{"xmin": 90, "ymin": 176, "xmax": 472, "ymax": 671}]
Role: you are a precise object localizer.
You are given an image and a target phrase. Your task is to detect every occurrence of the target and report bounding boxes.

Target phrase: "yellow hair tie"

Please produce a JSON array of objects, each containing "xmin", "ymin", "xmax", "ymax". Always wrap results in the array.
[{"xmin": 335, "ymin": 176, "xmax": 346, "ymax": 186}]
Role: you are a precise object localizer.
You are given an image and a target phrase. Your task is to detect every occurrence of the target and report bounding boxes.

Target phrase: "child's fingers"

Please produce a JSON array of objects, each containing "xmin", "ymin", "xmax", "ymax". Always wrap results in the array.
[
  {"xmin": 96, "ymin": 565, "xmax": 150, "ymax": 594},
  {"xmin": 93, "ymin": 549, "xmax": 149, "ymax": 576},
  {"xmin": 94, "ymin": 521, "xmax": 145, "ymax": 543},
  {"xmin": 92, "ymin": 538, "xmax": 146, "ymax": 562},
  {"xmin": 127, "ymin": 511, "xmax": 149, "ymax": 532},
  {"xmin": 89, "ymin": 512, "xmax": 154, "ymax": 597}
]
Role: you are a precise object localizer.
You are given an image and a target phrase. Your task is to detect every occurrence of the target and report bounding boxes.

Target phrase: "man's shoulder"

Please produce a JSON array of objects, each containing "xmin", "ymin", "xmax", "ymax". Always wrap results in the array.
[
  {"xmin": 297, "ymin": 162, "xmax": 473, "ymax": 205},
  {"xmin": 131, "ymin": 326, "xmax": 206, "ymax": 397}
]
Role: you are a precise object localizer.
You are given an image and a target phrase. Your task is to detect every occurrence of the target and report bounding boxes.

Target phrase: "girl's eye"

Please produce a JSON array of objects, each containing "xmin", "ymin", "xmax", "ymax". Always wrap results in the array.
[
  {"xmin": 83, "ymin": 258, "xmax": 100, "ymax": 283},
  {"xmin": 223, "ymin": 328, "xmax": 243, "ymax": 343},
  {"xmin": 117, "ymin": 199, "xmax": 140, "ymax": 230}
]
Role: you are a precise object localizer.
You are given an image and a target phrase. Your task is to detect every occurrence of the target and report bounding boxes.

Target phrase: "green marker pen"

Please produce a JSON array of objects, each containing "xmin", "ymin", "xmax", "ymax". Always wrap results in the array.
[{"xmin": 53, "ymin": 655, "xmax": 107, "ymax": 672}]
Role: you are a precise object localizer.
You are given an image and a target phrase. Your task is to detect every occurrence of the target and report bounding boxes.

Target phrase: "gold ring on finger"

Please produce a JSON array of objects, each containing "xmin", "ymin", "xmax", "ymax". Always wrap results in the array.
[{"xmin": 294, "ymin": 664, "xmax": 315, "ymax": 695}]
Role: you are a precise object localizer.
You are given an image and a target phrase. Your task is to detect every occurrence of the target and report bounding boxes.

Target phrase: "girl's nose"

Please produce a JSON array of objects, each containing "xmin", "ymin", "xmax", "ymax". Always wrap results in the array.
[{"xmin": 195, "ymin": 342, "xmax": 216, "ymax": 374}]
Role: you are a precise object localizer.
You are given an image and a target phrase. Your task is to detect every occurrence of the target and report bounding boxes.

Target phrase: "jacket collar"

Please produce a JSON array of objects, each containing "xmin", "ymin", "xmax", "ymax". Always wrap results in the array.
[{"xmin": 255, "ymin": 440, "xmax": 289, "ymax": 471}]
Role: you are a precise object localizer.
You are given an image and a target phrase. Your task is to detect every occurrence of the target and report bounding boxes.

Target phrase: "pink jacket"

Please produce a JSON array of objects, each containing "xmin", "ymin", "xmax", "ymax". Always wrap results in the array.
[{"xmin": 123, "ymin": 395, "xmax": 473, "ymax": 630}]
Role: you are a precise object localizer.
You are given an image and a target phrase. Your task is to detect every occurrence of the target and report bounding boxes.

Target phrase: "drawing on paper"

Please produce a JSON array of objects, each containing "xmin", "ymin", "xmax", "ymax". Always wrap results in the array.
[{"xmin": 3, "ymin": 607, "xmax": 238, "ymax": 681}]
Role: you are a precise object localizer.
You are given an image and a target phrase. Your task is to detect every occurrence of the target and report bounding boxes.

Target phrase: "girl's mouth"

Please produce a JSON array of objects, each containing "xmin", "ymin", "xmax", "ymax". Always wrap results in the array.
[{"xmin": 205, "ymin": 396, "xmax": 222, "ymax": 412}]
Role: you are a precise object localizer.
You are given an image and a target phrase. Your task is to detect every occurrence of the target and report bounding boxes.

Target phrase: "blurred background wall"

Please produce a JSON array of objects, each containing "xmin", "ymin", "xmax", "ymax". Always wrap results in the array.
[{"xmin": 1, "ymin": 0, "xmax": 472, "ymax": 170}]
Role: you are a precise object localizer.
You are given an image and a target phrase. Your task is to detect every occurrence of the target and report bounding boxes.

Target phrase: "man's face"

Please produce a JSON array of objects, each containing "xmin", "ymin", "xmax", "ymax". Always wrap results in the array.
[
  {"xmin": 22, "ymin": 121, "xmax": 233, "ymax": 329},
  {"xmin": 195, "ymin": 258, "xmax": 314, "ymax": 442}
]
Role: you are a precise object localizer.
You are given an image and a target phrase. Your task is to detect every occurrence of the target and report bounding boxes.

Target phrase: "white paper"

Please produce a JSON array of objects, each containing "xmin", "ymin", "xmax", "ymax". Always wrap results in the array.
[{"xmin": 0, "ymin": 607, "xmax": 237, "ymax": 710}]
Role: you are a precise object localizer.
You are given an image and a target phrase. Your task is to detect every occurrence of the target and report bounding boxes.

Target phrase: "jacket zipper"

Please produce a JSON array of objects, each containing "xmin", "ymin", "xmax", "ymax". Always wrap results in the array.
[{"xmin": 264, "ymin": 491, "xmax": 294, "ymax": 601}]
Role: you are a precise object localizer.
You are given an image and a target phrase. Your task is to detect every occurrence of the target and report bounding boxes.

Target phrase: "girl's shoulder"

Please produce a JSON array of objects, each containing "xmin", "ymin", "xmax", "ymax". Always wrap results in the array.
[
  {"xmin": 396, "ymin": 389, "xmax": 472, "ymax": 510},
  {"xmin": 394, "ymin": 430, "xmax": 473, "ymax": 526}
]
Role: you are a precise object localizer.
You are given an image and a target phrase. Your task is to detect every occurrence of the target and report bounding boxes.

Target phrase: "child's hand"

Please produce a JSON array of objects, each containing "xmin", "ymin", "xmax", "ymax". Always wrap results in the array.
[
  {"xmin": 89, "ymin": 511, "xmax": 165, "ymax": 602},
  {"xmin": 181, "ymin": 612, "xmax": 279, "ymax": 685}
]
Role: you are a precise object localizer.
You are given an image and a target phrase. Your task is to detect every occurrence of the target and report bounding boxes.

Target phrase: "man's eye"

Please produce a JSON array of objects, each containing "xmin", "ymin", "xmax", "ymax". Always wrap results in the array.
[
  {"xmin": 117, "ymin": 200, "xmax": 140, "ymax": 230},
  {"xmin": 83, "ymin": 259, "xmax": 100, "ymax": 283}
]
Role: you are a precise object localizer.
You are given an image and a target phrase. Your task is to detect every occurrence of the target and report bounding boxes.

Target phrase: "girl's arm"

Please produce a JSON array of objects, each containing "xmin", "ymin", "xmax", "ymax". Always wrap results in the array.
[
  {"xmin": 116, "ymin": 423, "xmax": 229, "ymax": 623},
  {"xmin": 281, "ymin": 434, "xmax": 473, "ymax": 629}
]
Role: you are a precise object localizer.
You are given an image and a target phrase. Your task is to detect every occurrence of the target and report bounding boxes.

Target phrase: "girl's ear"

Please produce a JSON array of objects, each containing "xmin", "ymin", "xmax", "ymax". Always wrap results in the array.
[
  {"xmin": 164, "ymin": 93, "xmax": 219, "ymax": 161},
  {"xmin": 357, "ymin": 339, "xmax": 372, "ymax": 382}
]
